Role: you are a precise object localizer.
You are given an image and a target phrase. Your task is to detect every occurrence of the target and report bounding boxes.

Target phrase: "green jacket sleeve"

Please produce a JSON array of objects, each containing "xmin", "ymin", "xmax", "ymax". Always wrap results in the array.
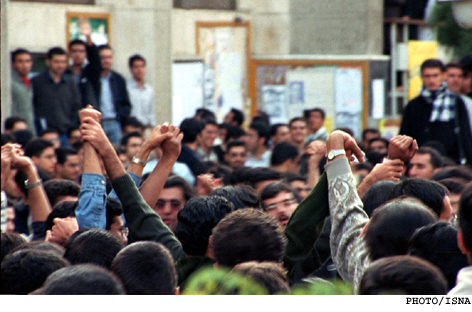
[
  {"xmin": 283, "ymin": 172, "xmax": 330, "ymax": 279},
  {"xmin": 111, "ymin": 173, "xmax": 186, "ymax": 261}
]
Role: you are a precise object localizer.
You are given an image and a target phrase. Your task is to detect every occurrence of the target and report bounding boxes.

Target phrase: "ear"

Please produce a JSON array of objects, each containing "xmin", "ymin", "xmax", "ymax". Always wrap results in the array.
[{"xmin": 457, "ymin": 230, "xmax": 470, "ymax": 255}]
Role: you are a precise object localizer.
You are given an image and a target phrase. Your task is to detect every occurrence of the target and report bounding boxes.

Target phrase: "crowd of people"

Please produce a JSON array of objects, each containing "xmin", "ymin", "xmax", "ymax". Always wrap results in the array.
[{"xmin": 2, "ymin": 17, "xmax": 472, "ymax": 294}]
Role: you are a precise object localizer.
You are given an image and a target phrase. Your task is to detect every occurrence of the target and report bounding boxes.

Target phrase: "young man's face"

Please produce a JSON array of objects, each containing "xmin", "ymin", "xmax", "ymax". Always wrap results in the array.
[
  {"xmin": 69, "ymin": 43, "xmax": 87, "ymax": 66},
  {"xmin": 47, "ymin": 54, "xmax": 68, "ymax": 77},
  {"xmin": 225, "ymin": 145, "xmax": 248, "ymax": 170},
  {"xmin": 125, "ymin": 136, "xmax": 144, "ymax": 161},
  {"xmin": 308, "ymin": 111, "xmax": 324, "ymax": 132},
  {"xmin": 99, "ymin": 48, "xmax": 113, "ymax": 72},
  {"xmin": 244, "ymin": 128, "xmax": 261, "ymax": 153},
  {"xmin": 369, "ymin": 140, "xmax": 388, "ymax": 155},
  {"xmin": 200, "ymin": 124, "xmax": 218, "ymax": 150},
  {"xmin": 289, "ymin": 120, "xmax": 307, "ymax": 143},
  {"xmin": 32, "ymin": 147, "xmax": 57, "ymax": 176},
  {"xmin": 56, "ymin": 154, "xmax": 82, "ymax": 181},
  {"xmin": 41, "ymin": 132, "xmax": 61, "ymax": 149},
  {"xmin": 153, "ymin": 187, "xmax": 186, "ymax": 233},
  {"xmin": 446, "ymin": 67, "xmax": 464, "ymax": 95},
  {"xmin": 262, "ymin": 191, "xmax": 297, "ymax": 229},
  {"xmin": 130, "ymin": 59, "xmax": 146, "ymax": 82},
  {"xmin": 12, "ymin": 53, "xmax": 33, "ymax": 77},
  {"xmin": 408, "ymin": 153, "xmax": 436, "ymax": 179},
  {"xmin": 272, "ymin": 126, "xmax": 290, "ymax": 145},
  {"xmin": 421, "ymin": 67, "xmax": 445, "ymax": 91}
]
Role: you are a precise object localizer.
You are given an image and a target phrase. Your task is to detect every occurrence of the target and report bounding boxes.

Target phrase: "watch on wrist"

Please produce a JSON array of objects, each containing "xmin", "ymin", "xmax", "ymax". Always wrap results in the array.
[
  {"xmin": 25, "ymin": 179, "xmax": 42, "ymax": 190},
  {"xmin": 131, "ymin": 156, "xmax": 147, "ymax": 167},
  {"xmin": 327, "ymin": 149, "xmax": 346, "ymax": 161}
]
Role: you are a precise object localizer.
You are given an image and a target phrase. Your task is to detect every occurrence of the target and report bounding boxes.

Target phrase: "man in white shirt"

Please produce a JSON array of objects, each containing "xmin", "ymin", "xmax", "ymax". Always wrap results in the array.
[{"xmin": 126, "ymin": 54, "xmax": 156, "ymax": 131}]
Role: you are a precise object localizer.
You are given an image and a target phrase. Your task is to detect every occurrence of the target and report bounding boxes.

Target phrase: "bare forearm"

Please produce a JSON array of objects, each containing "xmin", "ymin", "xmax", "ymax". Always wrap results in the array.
[
  {"xmin": 82, "ymin": 142, "xmax": 102, "ymax": 174},
  {"xmin": 139, "ymin": 156, "xmax": 175, "ymax": 207},
  {"xmin": 24, "ymin": 165, "xmax": 51, "ymax": 222}
]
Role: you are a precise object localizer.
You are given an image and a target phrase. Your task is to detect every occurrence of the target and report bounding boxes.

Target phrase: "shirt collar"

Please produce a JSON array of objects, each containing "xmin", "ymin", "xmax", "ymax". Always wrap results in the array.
[{"xmin": 45, "ymin": 70, "xmax": 67, "ymax": 83}]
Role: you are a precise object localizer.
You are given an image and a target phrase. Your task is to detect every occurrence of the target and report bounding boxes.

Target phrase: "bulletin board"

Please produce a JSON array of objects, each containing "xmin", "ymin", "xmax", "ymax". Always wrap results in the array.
[
  {"xmin": 196, "ymin": 21, "xmax": 251, "ymax": 122},
  {"xmin": 248, "ymin": 58, "xmax": 369, "ymax": 139}
]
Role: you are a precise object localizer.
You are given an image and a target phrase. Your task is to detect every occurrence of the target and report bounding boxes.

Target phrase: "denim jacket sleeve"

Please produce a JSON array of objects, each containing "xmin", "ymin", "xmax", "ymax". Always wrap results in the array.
[
  {"xmin": 107, "ymin": 171, "xmax": 141, "ymax": 200},
  {"xmin": 75, "ymin": 173, "xmax": 107, "ymax": 229}
]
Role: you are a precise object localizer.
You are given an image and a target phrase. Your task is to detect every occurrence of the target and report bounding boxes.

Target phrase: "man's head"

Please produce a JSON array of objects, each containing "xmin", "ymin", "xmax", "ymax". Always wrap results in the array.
[
  {"xmin": 446, "ymin": 62, "xmax": 465, "ymax": 95},
  {"xmin": 245, "ymin": 122, "xmax": 270, "ymax": 153},
  {"xmin": 153, "ymin": 176, "xmax": 195, "ymax": 232},
  {"xmin": 211, "ymin": 208, "xmax": 287, "ymax": 268},
  {"xmin": 288, "ymin": 117, "xmax": 307, "ymax": 144},
  {"xmin": 260, "ymin": 182, "xmax": 298, "ymax": 229},
  {"xmin": 121, "ymin": 117, "xmax": 145, "ymax": 136},
  {"xmin": 120, "ymin": 131, "xmax": 143, "ymax": 162},
  {"xmin": 111, "ymin": 242, "xmax": 177, "ymax": 295},
  {"xmin": 270, "ymin": 124, "xmax": 290, "ymax": 146},
  {"xmin": 209, "ymin": 185, "xmax": 260, "ymax": 210},
  {"xmin": 176, "ymin": 196, "xmax": 234, "ymax": 257},
  {"xmin": 11, "ymin": 48, "xmax": 32, "ymax": 77},
  {"xmin": 198, "ymin": 120, "xmax": 219, "ymax": 152},
  {"xmin": 359, "ymin": 255, "xmax": 448, "ymax": 295},
  {"xmin": 420, "ymin": 59, "xmax": 446, "ymax": 91},
  {"xmin": 282, "ymin": 172, "xmax": 310, "ymax": 201},
  {"xmin": 46, "ymin": 47, "xmax": 68, "ymax": 77},
  {"xmin": 54, "ymin": 147, "xmax": 81, "ymax": 181},
  {"xmin": 231, "ymin": 261, "xmax": 290, "ymax": 295},
  {"xmin": 98, "ymin": 44, "xmax": 113, "ymax": 72},
  {"xmin": 128, "ymin": 54, "xmax": 146, "ymax": 82},
  {"xmin": 24, "ymin": 138, "xmax": 57, "ymax": 176},
  {"xmin": 105, "ymin": 197, "xmax": 127, "ymax": 244},
  {"xmin": 40, "ymin": 128, "xmax": 61, "ymax": 149},
  {"xmin": 43, "ymin": 179, "xmax": 80, "ymax": 208},
  {"xmin": 68, "ymin": 39, "xmax": 87, "ymax": 67},
  {"xmin": 304, "ymin": 108, "xmax": 325, "ymax": 133},
  {"xmin": 408, "ymin": 146, "xmax": 443, "ymax": 179},
  {"xmin": 361, "ymin": 128, "xmax": 380, "ymax": 151},
  {"xmin": 457, "ymin": 183, "xmax": 472, "ymax": 264},
  {"xmin": 224, "ymin": 108, "xmax": 244, "ymax": 126},
  {"xmin": 270, "ymin": 142, "xmax": 300, "ymax": 173},
  {"xmin": 225, "ymin": 140, "xmax": 248, "ymax": 170},
  {"xmin": 246, "ymin": 167, "xmax": 281, "ymax": 194},
  {"xmin": 368, "ymin": 137, "xmax": 389, "ymax": 155},
  {"xmin": 4, "ymin": 116, "xmax": 27, "ymax": 134},
  {"xmin": 180, "ymin": 118, "xmax": 204, "ymax": 144}
]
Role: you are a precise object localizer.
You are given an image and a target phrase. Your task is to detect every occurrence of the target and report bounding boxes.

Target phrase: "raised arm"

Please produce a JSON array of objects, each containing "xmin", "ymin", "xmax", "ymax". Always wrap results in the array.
[{"xmin": 304, "ymin": 140, "xmax": 326, "ymax": 188}]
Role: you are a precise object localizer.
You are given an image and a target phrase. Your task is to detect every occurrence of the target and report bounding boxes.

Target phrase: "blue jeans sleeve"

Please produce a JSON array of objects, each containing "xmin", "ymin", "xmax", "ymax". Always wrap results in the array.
[
  {"xmin": 108, "ymin": 171, "xmax": 141, "ymax": 200},
  {"xmin": 76, "ymin": 173, "xmax": 107, "ymax": 229}
]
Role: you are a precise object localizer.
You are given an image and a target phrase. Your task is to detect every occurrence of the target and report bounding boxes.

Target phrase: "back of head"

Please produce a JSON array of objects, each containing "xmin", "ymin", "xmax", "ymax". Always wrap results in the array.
[
  {"xmin": 179, "ymin": 118, "xmax": 204, "ymax": 144},
  {"xmin": 43, "ymin": 179, "xmax": 81, "ymax": 207},
  {"xmin": 249, "ymin": 122, "xmax": 271, "ymax": 147},
  {"xmin": 359, "ymin": 255, "xmax": 448, "ymax": 295},
  {"xmin": 111, "ymin": 242, "xmax": 177, "ymax": 295},
  {"xmin": 230, "ymin": 108, "xmax": 244, "ymax": 126},
  {"xmin": 211, "ymin": 208, "xmax": 287, "ymax": 268},
  {"xmin": 407, "ymin": 221, "xmax": 469, "ymax": 290},
  {"xmin": 0, "ymin": 249, "xmax": 69, "ymax": 295},
  {"xmin": 362, "ymin": 180, "xmax": 397, "ymax": 217},
  {"xmin": 64, "ymin": 228, "xmax": 124, "ymax": 269},
  {"xmin": 270, "ymin": 142, "xmax": 299, "ymax": 166},
  {"xmin": 225, "ymin": 125, "xmax": 246, "ymax": 142},
  {"xmin": 38, "ymin": 264, "xmax": 125, "ymax": 295},
  {"xmin": 105, "ymin": 197, "xmax": 123, "ymax": 230},
  {"xmin": 11, "ymin": 241, "xmax": 65, "ymax": 258},
  {"xmin": 458, "ymin": 183, "xmax": 472, "ymax": 255},
  {"xmin": 231, "ymin": 261, "xmax": 290, "ymax": 295},
  {"xmin": 46, "ymin": 200, "xmax": 77, "ymax": 231},
  {"xmin": 209, "ymin": 185, "xmax": 259, "ymax": 209},
  {"xmin": 246, "ymin": 167, "xmax": 281, "ymax": 190},
  {"xmin": 1, "ymin": 233, "xmax": 27, "ymax": 263},
  {"xmin": 388, "ymin": 178, "xmax": 449, "ymax": 218},
  {"xmin": 365, "ymin": 197, "xmax": 437, "ymax": 261},
  {"xmin": 431, "ymin": 165, "xmax": 472, "ymax": 181},
  {"xmin": 176, "ymin": 196, "xmax": 234, "ymax": 256}
]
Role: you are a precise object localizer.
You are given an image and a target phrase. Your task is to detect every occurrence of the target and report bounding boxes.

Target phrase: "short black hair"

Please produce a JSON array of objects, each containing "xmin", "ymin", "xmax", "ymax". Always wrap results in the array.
[
  {"xmin": 11, "ymin": 48, "xmax": 31, "ymax": 63},
  {"xmin": 180, "ymin": 118, "xmax": 204, "ymax": 144},
  {"xmin": 128, "ymin": 53, "xmax": 146, "ymax": 68},
  {"xmin": 163, "ymin": 175, "xmax": 195, "ymax": 202},
  {"xmin": 43, "ymin": 179, "xmax": 81, "ymax": 208},
  {"xmin": 23, "ymin": 138, "xmax": 55, "ymax": 158},
  {"xmin": 415, "ymin": 146, "xmax": 444, "ymax": 169},
  {"xmin": 4, "ymin": 116, "xmax": 26, "ymax": 131},
  {"xmin": 176, "ymin": 196, "xmax": 234, "ymax": 256},
  {"xmin": 225, "ymin": 125, "xmax": 246, "ymax": 142},
  {"xmin": 105, "ymin": 197, "xmax": 123, "ymax": 231},
  {"xmin": 0, "ymin": 233, "xmax": 27, "ymax": 263},
  {"xmin": 304, "ymin": 108, "xmax": 325, "ymax": 120},
  {"xmin": 230, "ymin": 108, "xmax": 244, "ymax": 126},
  {"xmin": 446, "ymin": 61, "xmax": 464, "ymax": 74},
  {"xmin": 288, "ymin": 117, "xmax": 306, "ymax": 128},
  {"xmin": 55, "ymin": 146, "xmax": 78, "ymax": 165},
  {"xmin": 111, "ymin": 242, "xmax": 177, "ymax": 295},
  {"xmin": 68, "ymin": 38, "xmax": 86, "ymax": 50},
  {"xmin": 245, "ymin": 167, "xmax": 281, "ymax": 190},
  {"xmin": 226, "ymin": 140, "xmax": 247, "ymax": 153},
  {"xmin": 260, "ymin": 182, "xmax": 297, "ymax": 210},
  {"xmin": 458, "ymin": 183, "xmax": 472, "ymax": 252},
  {"xmin": 46, "ymin": 47, "xmax": 67, "ymax": 59},
  {"xmin": 421, "ymin": 58, "xmax": 446, "ymax": 73},
  {"xmin": 249, "ymin": 122, "xmax": 271, "ymax": 147},
  {"xmin": 362, "ymin": 128, "xmax": 379, "ymax": 140},
  {"xmin": 46, "ymin": 201, "xmax": 78, "ymax": 231},
  {"xmin": 120, "ymin": 131, "xmax": 142, "ymax": 147},
  {"xmin": 209, "ymin": 185, "xmax": 260, "ymax": 210},
  {"xmin": 270, "ymin": 123, "xmax": 288, "ymax": 137},
  {"xmin": 270, "ymin": 142, "xmax": 299, "ymax": 166},
  {"xmin": 97, "ymin": 44, "xmax": 112, "ymax": 52},
  {"xmin": 362, "ymin": 180, "xmax": 397, "ymax": 217}
]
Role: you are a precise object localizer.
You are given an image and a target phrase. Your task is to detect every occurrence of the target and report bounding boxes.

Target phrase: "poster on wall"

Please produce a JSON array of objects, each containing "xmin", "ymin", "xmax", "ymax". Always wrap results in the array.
[
  {"xmin": 172, "ymin": 61, "xmax": 204, "ymax": 126},
  {"xmin": 408, "ymin": 40, "xmax": 438, "ymax": 100},
  {"xmin": 262, "ymin": 85, "xmax": 287, "ymax": 124},
  {"xmin": 66, "ymin": 12, "xmax": 110, "ymax": 46}
]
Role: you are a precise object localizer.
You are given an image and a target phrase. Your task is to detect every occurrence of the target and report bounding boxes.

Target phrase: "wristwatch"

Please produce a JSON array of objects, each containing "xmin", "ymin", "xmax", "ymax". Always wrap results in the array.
[
  {"xmin": 131, "ymin": 156, "xmax": 147, "ymax": 167},
  {"xmin": 327, "ymin": 149, "xmax": 346, "ymax": 161}
]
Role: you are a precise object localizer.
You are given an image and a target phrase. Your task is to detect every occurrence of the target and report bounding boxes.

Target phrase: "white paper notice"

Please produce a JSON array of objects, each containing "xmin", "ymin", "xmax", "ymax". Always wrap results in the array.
[
  {"xmin": 335, "ymin": 68, "xmax": 362, "ymax": 114},
  {"xmin": 262, "ymin": 85, "xmax": 287, "ymax": 124},
  {"xmin": 372, "ymin": 79, "xmax": 385, "ymax": 119}
]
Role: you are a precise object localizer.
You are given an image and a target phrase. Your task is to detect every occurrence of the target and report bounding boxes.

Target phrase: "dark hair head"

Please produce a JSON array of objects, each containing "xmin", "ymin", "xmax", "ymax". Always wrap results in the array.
[
  {"xmin": 249, "ymin": 122, "xmax": 271, "ymax": 147},
  {"xmin": 359, "ymin": 255, "xmax": 448, "ymax": 295},
  {"xmin": 23, "ymin": 138, "xmax": 54, "ymax": 158},
  {"xmin": 421, "ymin": 58, "xmax": 446, "ymax": 73},
  {"xmin": 458, "ymin": 183, "xmax": 472, "ymax": 252},
  {"xmin": 97, "ymin": 44, "xmax": 112, "ymax": 52},
  {"xmin": 289, "ymin": 117, "xmax": 306, "ymax": 128},
  {"xmin": 43, "ymin": 179, "xmax": 81, "ymax": 208},
  {"xmin": 212, "ymin": 208, "xmax": 287, "ymax": 268},
  {"xmin": 226, "ymin": 140, "xmax": 247, "ymax": 153},
  {"xmin": 260, "ymin": 182, "xmax": 297, "ymax": 207},
  {"xmin": 64, "ymin": 228, "xmax": 124, "ymax": 269},
  {"xmin": 54, "ymin": 146, "xmax": 78, "ymax": 165},
  {"xmin": 128, "ymin": 53, "xmax": 146, "ymax": 68},
  {"xmin": 415, "ymin": 146, "xmax": 444, "ymax": 168},
  {"xmin": 163, "ymin": 175, "xmax": 195, "ymax": 202},
  {"xmin": 111, "ymin": 242, "xmax": 177, "ymax": 295},
  {"xmin": 122, "ymin": 116, "xmax": 145, "ymax": 132},
  {"xmin": 11, "ymin": 241, "xmax": 65, "ymax": 258},
  {"xmin": 245, "ymin": 167, "xmax": 281, "ymax": 190},
  {"xmin": 37, "ymin": 264, "xmax": 125, "ymax": 295},
  {"xmin": 365, "ymin": 197, "xmax": 437, "ymax": 261},
  {"xmin": 388, "ymin": 178, "xmax": 449, "ymax": 218},
  {"xmin": 270, "ymin": 142, "xmax": 299, "ymax": 166},
  {"xmin": 0, "ymin": 249, "xmax": 69, "ymax": 295},
  {"xmin": 225, "ymin": 125, "xmax": 246, "ymax": 142},
  {"xmin": 46, "ymin": 201, "xmax": 77, "ymax": 231},
  {"xmin": 1, "ymin": 233, "xmax": 27, "ymax": 263},
  {"xmin": 431, "ymin": 165, "xmax": 472, "ymax": 181},
  {"xmin": 176, "ymin": 196, "xmax": 234, "ymax": 256},
  {"xmin": 180, "ymin": 118, "xmax": 204, "ymax": 143},
  {"xmin": 362, "ymin": 180, "xmax": 397, "ymax": 217},
  {"xmin": 251, "ymin": 111, "xmax": 270, "ymax": 126},
  {"xmin": 227, "ymin": 166, "xmax": 252, "ymax": 185},
  {"xmin": 4, "ymin": 116, "xmax": 26, "ymax": 131},
  {"xmin": 270, "ymin": 123, "xmax": 288, "ymax": 137},
  {"xmin": 105, "ymin": 197, "xmax": 123, "ymax": 230},
  {"xmin": 11, "ymin": 48, "xmax": 30, "ymax": 63},
  {"xmin": 1, "ymin": 133, "xmax": 15, "ymax": 146},
  {"xmin": 436, "ymin": 177, "xmax": 468, "ymax": 194},
  {"xmin": 68, "ymin": 38, "xmax": 86, "ymax": 50},
  {"xmin": 120, "ymin": 131, "xmax": 142, "ymax": 147},
  {"xmin": 230, "ymin": 108, "xmax": 244, "ymax": 126},
  {"xmin": 11, "ymin": 129, "xmax": 34, "ymax": 147},
  {"xmin": 407, "ymin": 221, "xmax": 469, "ymax": 290},
  {"xmin": 231, "ymin": 261, "xmax": 290, "ymax": 295},
  {"xmin": 281, "ymin": 172, "xmax": 306, "ymax": 184},
  {"xmin": 209, "ymin": 185, "xmax": 260, "ymax": 210},
  {"xmin": 446, "ymin": 61, "xmax": 464, "ymax": 74},
  {"xmin": 46, "ymin": 47, "xmax": 67, "ymax": 59},
  {"xmin": 362, "ymin": 128, "xmax": 379, "ymax": 140},
  {"xmin": 195, "ymin": 108, "xmax": 216, "ymax": 123},
  {"xmin": 304, "ymin": 108, "xmax": 326, "ymax": 120}
]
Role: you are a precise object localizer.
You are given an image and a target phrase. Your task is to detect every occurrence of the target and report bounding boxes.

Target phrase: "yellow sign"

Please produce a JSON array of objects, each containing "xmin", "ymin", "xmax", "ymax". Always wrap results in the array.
[{"xmin": 408, "ymin": 41, "xmax": 438, "ymax": 100}]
